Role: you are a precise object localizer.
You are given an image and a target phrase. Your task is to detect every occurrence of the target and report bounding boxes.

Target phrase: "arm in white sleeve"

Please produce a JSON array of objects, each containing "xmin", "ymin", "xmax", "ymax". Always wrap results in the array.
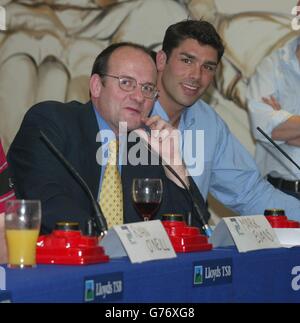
[{"xmin": 247, "ymin": 56, "xmax": 293, "ymax": 145}]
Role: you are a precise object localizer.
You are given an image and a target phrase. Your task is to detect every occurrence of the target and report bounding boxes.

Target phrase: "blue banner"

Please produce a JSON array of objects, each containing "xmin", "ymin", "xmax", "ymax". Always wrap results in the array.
[{"xmin": 0, "ymin": 290, "xmax": 11, "ymax": 303}]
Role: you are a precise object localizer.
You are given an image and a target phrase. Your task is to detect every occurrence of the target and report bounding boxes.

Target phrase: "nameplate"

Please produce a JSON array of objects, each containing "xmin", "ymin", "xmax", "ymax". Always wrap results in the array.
[
  {"xmin": 100, "ymin": 220, "xmax": 176, "ymax": 263},
  {"xmin": 209, "ymin": 215, "xmax": 281, "ymax": 252},
  {"xmin": 273, "ymin": 228, "xmax": 300, "ymax": 247}
]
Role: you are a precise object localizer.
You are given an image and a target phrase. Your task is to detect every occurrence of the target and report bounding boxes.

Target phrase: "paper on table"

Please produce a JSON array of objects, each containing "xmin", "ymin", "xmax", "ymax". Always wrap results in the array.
[
  {"xmin": 99, "ymin": 228, "xmax": 127, "ymax": 258},
  {"xmin": 210, "ymin": 215, "xmax": 281, "ymax": 252},
  {"xmin": 274, "ymin": 228, "xmax": 300, "ymax": 248},
  {"xmin": 100, "ymin": 220, "xmax": 176, "ymax": 263}
]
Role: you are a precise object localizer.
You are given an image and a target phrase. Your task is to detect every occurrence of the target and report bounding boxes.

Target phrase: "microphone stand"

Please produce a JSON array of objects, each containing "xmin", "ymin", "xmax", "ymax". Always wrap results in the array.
[
  {"xmin": 40, "ymin": 130, "xmax": 108, "ymax": 237},
  {"xmin": 140, "ymin": 130, "xmax": 212, "ymax": 237},
  {"xmin": 257, "ymin": 127, "xmax": 300, "ymax": 171}
]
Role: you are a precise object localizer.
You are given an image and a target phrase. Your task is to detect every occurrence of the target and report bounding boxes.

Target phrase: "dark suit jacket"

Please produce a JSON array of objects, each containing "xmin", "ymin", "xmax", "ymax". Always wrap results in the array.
[
  {"xmin": 8, "ymin": 101, "xmax": 209, "ymax": 234},
  {"xmin": 0, "ymin": 141, "xmax": 15, "ymax": 213}
]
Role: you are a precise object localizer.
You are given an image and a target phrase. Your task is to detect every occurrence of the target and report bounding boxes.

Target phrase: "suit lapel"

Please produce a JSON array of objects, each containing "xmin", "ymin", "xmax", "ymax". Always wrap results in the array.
[{"xmin": 79, "ymin": 101, "xmax": 102, "ymax": 199}]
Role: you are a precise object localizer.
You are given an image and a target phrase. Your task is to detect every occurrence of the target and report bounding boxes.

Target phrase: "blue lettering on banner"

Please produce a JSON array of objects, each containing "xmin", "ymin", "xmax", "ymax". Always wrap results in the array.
[
  {"xmin": 84, "ymin": 272, "xmax": 123, "ymax": 303},
  {"xmin": 193, "ymin": 258, "xmax": 232, "ymax": 286}
]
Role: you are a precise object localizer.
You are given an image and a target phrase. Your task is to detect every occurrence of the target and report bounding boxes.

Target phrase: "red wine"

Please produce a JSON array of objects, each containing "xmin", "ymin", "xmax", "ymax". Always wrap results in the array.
[{"xmin": 134, "ymin": 201, "xmax": 160, "ymax": 220}]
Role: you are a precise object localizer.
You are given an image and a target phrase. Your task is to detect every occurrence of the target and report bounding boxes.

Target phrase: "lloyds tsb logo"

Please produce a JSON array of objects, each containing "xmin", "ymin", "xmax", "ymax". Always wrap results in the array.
[{"xmin": 0, "ymin": 6, "xmax": 6, "ymax": 31}]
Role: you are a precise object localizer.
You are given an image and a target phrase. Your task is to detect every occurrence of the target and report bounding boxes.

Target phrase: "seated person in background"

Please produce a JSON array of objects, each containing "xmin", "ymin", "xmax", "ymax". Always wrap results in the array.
[
  {"xmin": 7, "ymin": 42, "xmax": 209, "ymax": 235},
  {"xmin": 151, "ymin": 19, "xmax": 300, "ymax": 222},
  {"xmin": 247, "ymin": 35, "xmax": 300, "ymax": 199}
]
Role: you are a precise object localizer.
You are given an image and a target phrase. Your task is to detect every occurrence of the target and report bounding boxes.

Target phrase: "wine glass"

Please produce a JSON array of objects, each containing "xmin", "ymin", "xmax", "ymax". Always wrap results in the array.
[{"xmin": 132, "ymin": 178, "xmax": 163, "ymax": 221}]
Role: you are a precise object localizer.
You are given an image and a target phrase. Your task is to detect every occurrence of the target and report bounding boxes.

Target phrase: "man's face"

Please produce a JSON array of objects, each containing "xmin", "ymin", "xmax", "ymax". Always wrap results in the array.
[
  {"xmin": 92, "ymin": 46, "xmax": 157, "ymax": 134},
  {"xmin": 158, "ymin": 38, "xmax": 218, "ymax": 112}
]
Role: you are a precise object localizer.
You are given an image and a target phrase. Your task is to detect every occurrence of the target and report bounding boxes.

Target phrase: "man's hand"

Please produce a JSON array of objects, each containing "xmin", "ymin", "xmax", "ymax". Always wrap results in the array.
[
  {"xmin": 262, "ymin": 96, "xmax": 300, "ymax": 145},
  {"xmin": 133, "ymin": 116, "xmax": 189, "ymax": 188}
]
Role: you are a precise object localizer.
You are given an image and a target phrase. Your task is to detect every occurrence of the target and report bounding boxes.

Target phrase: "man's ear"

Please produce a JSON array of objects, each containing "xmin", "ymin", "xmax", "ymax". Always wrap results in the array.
[
  {"xmin": 89, "ymin": 74, "xmax": 102, "ymax": 98},
  {"xmin": 156, "ymin": 50, "xmax": 167, "ymax": 72}
]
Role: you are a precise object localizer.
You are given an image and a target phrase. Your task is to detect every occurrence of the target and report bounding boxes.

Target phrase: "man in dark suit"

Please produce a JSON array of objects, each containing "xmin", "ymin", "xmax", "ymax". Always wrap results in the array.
[
  {"xmin": 0, "ymin": 140, "xmax": 15, "ymax": 214},
  {"xmin": 8, "ymin": 42, "xmax": 209, "ymax": 235},
  {"xmin": 0, "ymin": 139, "xmax": 15, "ymax": 263}
]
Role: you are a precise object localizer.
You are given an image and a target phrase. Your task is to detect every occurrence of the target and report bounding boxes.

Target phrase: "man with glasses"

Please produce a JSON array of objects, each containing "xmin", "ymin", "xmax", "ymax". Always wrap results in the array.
[
  {"xmin": 8, "ymin": 42, "xmax": 208, "ymax": 234},
  {"xmin": 151, "ymin": 20, "xmax": 300, "ymax": 223}
]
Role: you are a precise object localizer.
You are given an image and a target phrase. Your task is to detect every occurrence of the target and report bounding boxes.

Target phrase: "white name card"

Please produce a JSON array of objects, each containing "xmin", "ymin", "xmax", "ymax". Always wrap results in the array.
[
  {"xmin": 209, "ymin": 215, "xmax": 281, "ymax": 252},
  {"xmin": 274, "ymin": 228, "xmax": 300, "ymax": 248},
  {"xmin": 100, "ymin": 220, "xmax": 176, "ymax": 263}
]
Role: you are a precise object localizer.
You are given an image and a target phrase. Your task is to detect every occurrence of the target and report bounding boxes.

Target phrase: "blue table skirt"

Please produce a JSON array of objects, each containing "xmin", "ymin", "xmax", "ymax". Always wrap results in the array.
[{"xmin": 3, "ymin": 246, "xmax": 300, "ymax": 303}]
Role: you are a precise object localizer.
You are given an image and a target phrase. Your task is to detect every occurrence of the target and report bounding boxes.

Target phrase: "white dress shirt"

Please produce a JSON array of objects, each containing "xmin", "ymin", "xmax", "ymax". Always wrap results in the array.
[{"xmin": 247, "ymin": 36, "xmax": 300, "ymax": 180}]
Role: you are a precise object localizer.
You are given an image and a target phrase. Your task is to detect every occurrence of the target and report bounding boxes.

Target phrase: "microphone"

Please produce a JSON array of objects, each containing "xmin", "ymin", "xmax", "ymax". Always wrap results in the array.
[
  {"xmin": 140, "ymin": 126, "xmax": 212, "ymax": 237},
  {"xmin": 257, "ymin": 127, "xmax": 300, "ymax": 171},
  {"xmin": 39, "ymin": 130, "xmax": 108, "ymax": 237}
]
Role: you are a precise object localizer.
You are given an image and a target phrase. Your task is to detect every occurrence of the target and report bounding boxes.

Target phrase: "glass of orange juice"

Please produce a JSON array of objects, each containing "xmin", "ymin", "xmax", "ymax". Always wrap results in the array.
[{"xmin": 5, "ymin": 200, "xmax": 41, "ymax": 268}]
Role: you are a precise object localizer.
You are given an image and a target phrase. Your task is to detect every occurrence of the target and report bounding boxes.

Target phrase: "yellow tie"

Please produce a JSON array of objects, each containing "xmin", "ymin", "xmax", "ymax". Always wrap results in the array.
[{"xmin": 99, "ymin": 140, "xmax": 123, "ymax": 228}]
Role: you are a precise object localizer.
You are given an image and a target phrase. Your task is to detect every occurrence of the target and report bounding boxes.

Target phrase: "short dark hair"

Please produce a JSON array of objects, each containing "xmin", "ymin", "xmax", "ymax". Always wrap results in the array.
[
  {"xmin": 91, "ymin": 42, "xmax": 154, "ymax": 76},
  {"xmin": 162, "ymin": 20, "xmax": 224, "ymax": 62}
]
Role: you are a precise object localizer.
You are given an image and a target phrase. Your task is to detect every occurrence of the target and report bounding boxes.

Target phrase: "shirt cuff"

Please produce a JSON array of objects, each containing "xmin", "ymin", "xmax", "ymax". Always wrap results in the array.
[{"xmin": 248, "ymin": 100, "xmax": 293, "ymax": 145}]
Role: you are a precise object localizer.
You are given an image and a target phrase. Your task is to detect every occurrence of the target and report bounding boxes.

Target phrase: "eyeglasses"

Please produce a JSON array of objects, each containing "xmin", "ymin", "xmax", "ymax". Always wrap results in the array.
[{"xmin": 100, "ymin": 74, "xmax": 158, "ymax": 100}]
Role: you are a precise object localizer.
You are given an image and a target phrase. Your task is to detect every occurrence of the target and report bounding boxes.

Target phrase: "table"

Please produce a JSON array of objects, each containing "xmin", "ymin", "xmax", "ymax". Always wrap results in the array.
[{"xmin": 3, "ymin": 246, "xmax": 300, "ymax": 303}]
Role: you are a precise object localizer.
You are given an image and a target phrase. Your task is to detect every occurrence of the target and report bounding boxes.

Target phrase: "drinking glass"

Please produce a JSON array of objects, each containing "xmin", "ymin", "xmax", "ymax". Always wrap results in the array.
[
  {"xmin": 5, "ymin": 200, "xmax": 41, "ymax": 268},
  {"xmin": 132, "ymin": 178, "xmax": 163, "ymax": 221}
]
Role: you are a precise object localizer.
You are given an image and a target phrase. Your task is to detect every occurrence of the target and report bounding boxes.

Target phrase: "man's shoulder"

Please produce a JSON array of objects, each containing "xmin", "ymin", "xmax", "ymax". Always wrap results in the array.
[
  {"xmin": 28, "ymin": 100, "xmax": 88, "ymax": 117},
  {"xmin": 190, "ymin": 99, "xmax": 224, "ymax": 123},
  {"xmin": 23, "ymin": 100, "xmax": 92, "ymax": 127},
  {"xmin": 255, "ymin": 46, "xmax": 282, "ymax": 72},
  {"xmin": 186, "ymin": 99, "xmax": 231, "ymax": 137}
]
